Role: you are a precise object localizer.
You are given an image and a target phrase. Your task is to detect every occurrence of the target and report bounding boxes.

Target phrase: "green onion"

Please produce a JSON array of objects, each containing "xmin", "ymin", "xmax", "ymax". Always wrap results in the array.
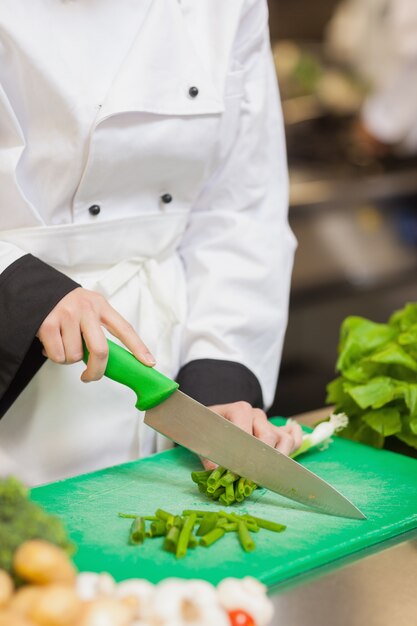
[
  {"xmin": 191, "ymin": 468, "xmax": 258, "ymax": 505},
  {"xmin": 176, "ymin": 513, "xmax": 197, "ymax": 559},
  {"xmin": 224, "ymin": 482, "xmax": 235, "ymax": 504},
  {"xmin": 209, "ymin": 487, "xmax": 224, "ymax": 500},
  {"xmin": 191, "ymin": 470, "xmax": 213, "ymax": 484},
  {"xmin": 219, "ymin": 470, "xmax": 240, "ymax": 486},
  {"xmin": 155, "ymin": 508, "xmax": 175, "ymax": 529},
  {"xmin": 207, "ymin": 467, "xmax": 227, "ymax": 486},
  {"xmin": 243, "ymin": 515, "xmax": 287, "ymax": 533},
  {"xmin": 182, "ymin": 509, "xmax": 207, "ymax": 517},
  {"xmin": 163, "ymin": 526, "xmax": 180, "ymax": 553},
  {"xmin": 129, "ymin": 517, "xmax": 146, "ymax": 545},
  {"xmin": 237, "ymin": 521, "xmax": 256, "ymax": 552},
  {"xmin": 118, "ymin": 507, "xmax": 286, "ymax": 558},
  {"xmin": 199, "ymin": 527, "xmax": 225, "ymax": 547},
  {"xmin": 196, "ymin": 512, "xmax": 218, "ymax": 537},
  {"xmin": 149, "ymin": 520, "xmax": 167, "ymax": 537},
  {"xmin": 173, "ymin": 515, "xmax": 184, "ymax": 528}
]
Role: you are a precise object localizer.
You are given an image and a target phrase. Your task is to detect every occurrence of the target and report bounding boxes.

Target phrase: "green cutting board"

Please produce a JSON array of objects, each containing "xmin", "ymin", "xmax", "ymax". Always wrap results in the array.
[{"xmin": 31, "ymin": 419, "xmax": 417, "ymax": 589}]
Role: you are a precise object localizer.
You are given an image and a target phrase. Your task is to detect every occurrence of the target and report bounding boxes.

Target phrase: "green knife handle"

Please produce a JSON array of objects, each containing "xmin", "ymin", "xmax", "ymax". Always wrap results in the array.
[{"xmin": 83, "ymin": 339, "xmax": 178, "ymax": 411}]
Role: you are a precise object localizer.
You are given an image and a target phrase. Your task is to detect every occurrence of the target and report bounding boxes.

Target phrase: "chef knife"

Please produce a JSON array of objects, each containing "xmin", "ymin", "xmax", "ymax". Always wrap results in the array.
[{"xmin": 85, "ymin": 339, "xmax": 365, "ymax": 520}]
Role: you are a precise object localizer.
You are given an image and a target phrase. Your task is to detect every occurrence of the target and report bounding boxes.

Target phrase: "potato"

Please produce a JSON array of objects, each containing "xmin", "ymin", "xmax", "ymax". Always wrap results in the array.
[
  {"xmin": 0, "ymin": 608, "xmax": 36, "ymax": 626},
  {"xmin": 13, "ymin": 541, "xmax": 76, "ymax": 585},
  {"xmin": 9, "ymin": 587, "xmax": 43, "ymax": 617},
  {"xmin": 0, "ymin": 570, "xmax": 14, "ymax": 607},
  {"xmin": 78, "ymin": 598, "xmax": 134, "ymax": 626},
  {"xmin": 28, "ymin": 584, "xmax": 81, "ymax": 626}
]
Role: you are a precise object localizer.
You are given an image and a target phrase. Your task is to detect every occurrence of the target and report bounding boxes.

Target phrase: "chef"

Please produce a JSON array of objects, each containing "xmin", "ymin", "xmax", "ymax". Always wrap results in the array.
[
  {"xmin": 327, "ymin": 0, "xmax": 417, "ymax": 154},
  {"xmin": 0, "ymin": 0, "xmax": 302, "ymax": 486}
]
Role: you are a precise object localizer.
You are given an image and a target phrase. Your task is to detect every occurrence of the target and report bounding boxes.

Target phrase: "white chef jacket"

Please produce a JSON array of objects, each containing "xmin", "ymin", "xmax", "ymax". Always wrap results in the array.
[{"xmin": 0, "ymin": 0, "xmax": 295, "ymax": 484}]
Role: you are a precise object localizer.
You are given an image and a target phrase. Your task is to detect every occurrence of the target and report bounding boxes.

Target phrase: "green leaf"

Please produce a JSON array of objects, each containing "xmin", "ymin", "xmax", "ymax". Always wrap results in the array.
[
  {"xmin": 410, "ymin": 418, "xmax": 417, "ymax": 435},
  {"xmin": 389, "ymin": 303, "xmax": 417, "ymax": 332},
  {"xmin": 343, "ymin": 361, "xmax": 376, "ymax": 384},
  {"xmin": 326, "ymin": 377, "xmax": 346, "ymax": 404},
  {"xmin": 336, "ymin": 317, "xmax": 395, "ymax": 372},
  {"xmin": 362, "ymin": 408, "xmax": 402, "ymax": 436},
  {"xmin": 340, "ymin": 421, "xmax": 385, "ymax": 448},
  {"xmin": 326, "ymin": 378, "xmax": 361, "ymax": 416},
  {"xmin": 397, "ymin": 430, "xmax": 417, "ymax": 450},
  {"xmin": 399, "ymin": 384, "xmax": 417, "ymax": 417},
  {"xmin": 347, "ymin": 377, "xmax": 396, "ymax": 410},
  {"xmin": 329, "ymin": 303, "xmax": 417, "ymax": 450},
  {"xmin": 397, "ymin": 324, "xmax": 417, "ymax": 347},
  {"xmin": 368, "ymin": 343, "xmax": 417, "ymax": 373}
]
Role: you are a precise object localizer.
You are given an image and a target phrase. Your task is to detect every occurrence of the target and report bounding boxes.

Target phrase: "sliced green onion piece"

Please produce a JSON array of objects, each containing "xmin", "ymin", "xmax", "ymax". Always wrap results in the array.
[
  {"xmin": 176, "ymin": 513, "xmax": 197, "ymax": 559},
  {"xmin": 237, "ymin": 521, "xmax": 256, "ymax": 552},
  {"xmin": 191, "ymin": 470, "xmax": 213, "ymax": 484},
  {"xmin": 199, "ymin": 527, "xmax": 225, "ymax": 547},
  {"xmin": 219, "ymin": 470, "xmax": 240, "ymax": 486},
  {"xmin": 243, "ymin": 515, "xmax": 286, "ymax": 533},
  {"xmin": 163, "ymin": 526, "xmax": 180, "ymax": 553},
  {"xmin": 129, "ymin": 517, "xmax": 146, "ymax": 545},
  {"xmin": 196, "ymin": 512, "xmax": 218, "ymax": 537},
  {"xmin": 224, "ymin": 482, "xmax": 235, "ymax": 504},
  {"xmin": 207, "ymin": 467, "xmax": 227, "ymax": 486},
  {"xmin": 149, "ymin": 520, "xmax": 167, "ymax": 537}
]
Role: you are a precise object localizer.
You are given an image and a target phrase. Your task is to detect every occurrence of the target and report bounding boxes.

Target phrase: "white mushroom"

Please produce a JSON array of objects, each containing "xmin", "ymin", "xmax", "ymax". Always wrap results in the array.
[
  {"xmin": 76, "ymin": 573, "xmax": 116, "ymax": 601},
  {"xmin": 115, "ymin": 580, "xmax": 154, "ymax": 621},
  {"xmin": 149, "ymin": 579, "xmax": 229, "ymax": 626},
  {"xmin": 96, "ymin": 574, "xmax": 117, "ymax": 597},
  {"xmin": 78, "ymin": 598, "xmax": 134, "ymax": 626},
  {"xmin": 217, "ymin": 577, "xmax": 274, "ymax": 626}
]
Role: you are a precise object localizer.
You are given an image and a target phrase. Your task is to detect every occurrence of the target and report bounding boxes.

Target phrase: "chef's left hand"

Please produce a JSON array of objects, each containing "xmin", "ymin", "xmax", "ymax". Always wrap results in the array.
[{"xmin": 201, "ymin": 402, "xmax": 303, "ymax": 470}]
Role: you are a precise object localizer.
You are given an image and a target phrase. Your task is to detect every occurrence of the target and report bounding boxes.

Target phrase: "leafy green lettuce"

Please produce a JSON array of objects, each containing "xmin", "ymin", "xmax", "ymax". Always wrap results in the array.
[{"xmin": 326, "ymin": 303, "xmax": 417, "ymax": 450}]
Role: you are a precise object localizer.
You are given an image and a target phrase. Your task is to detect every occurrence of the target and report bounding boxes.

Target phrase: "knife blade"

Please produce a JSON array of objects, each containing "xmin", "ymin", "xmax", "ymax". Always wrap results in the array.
[{"xmin": 88, "ymin": 340, "xmax": 365, "ymax": 520}]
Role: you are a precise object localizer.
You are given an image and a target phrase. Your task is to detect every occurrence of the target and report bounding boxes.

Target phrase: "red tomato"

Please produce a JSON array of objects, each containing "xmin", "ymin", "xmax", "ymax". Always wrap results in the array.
[{"xmin": 228, "ymin": 609, "xmax": 256, "ymax": 626}]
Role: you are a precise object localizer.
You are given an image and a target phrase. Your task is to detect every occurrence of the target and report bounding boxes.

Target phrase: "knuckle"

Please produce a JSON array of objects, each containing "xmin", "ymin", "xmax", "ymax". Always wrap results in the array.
[
  {"xmin": 52, "ymin": 353, "xmax": 66, "ymax": 364},
  {"xmin": 39, "ymin": 319, "xmax": 56, "ymax": 334},
  {"xmin": 279, "ymin": 431, "xmax": 292, "ymax": 443},
  {"xmin": 90, "ymin": 346, "xmax": 108, "ymax": 361},
  {"xmin": 93, "ymin": 293, "xmax": 107, "ymax": 308},
  {"xmin": 67, "ymin": 352, "xmax": 83, "ymax": 364},
  {"xmin": 59, "ymin": 306, "xmax": 77, "ymax": 323},
  {"xmin": 236, "ymin": 400, "xmax": 252, "ymax": 411}
]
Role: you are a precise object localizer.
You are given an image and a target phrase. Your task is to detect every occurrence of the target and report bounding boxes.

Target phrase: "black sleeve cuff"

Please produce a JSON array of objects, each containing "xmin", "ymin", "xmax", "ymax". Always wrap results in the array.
[
  {"xmin": 176, "ymin": 359, "xmax": 264, "ymax": 408},
  {"xmin": 0, "ymin": 254, "xmax": 80, "ymax": 418}
]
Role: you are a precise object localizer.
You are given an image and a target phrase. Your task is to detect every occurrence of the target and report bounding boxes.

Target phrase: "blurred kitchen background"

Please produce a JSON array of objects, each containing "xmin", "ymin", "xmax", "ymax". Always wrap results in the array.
[{"xmin": 267, "ymin": 0, "xmax": 417, "ymax": 417}]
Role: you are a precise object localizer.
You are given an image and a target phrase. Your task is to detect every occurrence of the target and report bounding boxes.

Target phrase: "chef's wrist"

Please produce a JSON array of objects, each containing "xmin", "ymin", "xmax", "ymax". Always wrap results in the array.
[{"xmin": 176, "ymin": 359, "xmax": 263, "ymax": 408}]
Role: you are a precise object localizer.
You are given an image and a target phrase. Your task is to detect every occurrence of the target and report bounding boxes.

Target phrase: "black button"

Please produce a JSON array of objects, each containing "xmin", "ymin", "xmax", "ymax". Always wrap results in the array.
[
  {"xmin": 88, "ymin": 204, "xmax": 101, "ymax": 216},
  {"xmin": 161, "ymin": 193, "xmax": 173, "ymax": 204},
  {"xmin": 188, "ymin": 86, "xmax": 199, "ymax": 98}
]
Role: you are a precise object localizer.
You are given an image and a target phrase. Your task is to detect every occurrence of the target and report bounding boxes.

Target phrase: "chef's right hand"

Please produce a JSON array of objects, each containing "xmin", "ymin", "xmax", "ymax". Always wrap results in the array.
[{"xmin": 36, "ymin": 287, "xmax": 156, "ymax": 382}]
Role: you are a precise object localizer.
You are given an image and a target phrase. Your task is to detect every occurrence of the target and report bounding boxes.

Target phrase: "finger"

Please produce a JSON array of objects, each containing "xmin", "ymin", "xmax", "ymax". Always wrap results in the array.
[
  {"xmin": 38, "ymin": 323, "xmax": 66, "ymax": 364},
  {"xmin": 60, "ymin": 319, "xmax": 84, "ymax": 364},
  {"xmin": 274, "ymin": 429, "xmax": 295, "ymax": 456},
  {"xmin": 210, "ymin": 401, "xmax": 254, "ymax": 435},
  {"xmin": 80, "ymin": 313, "xmax": 109, "ymax": 382},
  {"xmin": 284, "ymin": 420, "xmax": 304, "ymax": 451},
  {"xmin": 200, "ymin": 457, "xmax": 218, "ymax": 471},
  {"xmin": 253, "ymin": 411, "xmax": 278, "ymax": 447},
  {"xmin": 101, "ymin": 304, "xmax": 156, "ymax": 366}
]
